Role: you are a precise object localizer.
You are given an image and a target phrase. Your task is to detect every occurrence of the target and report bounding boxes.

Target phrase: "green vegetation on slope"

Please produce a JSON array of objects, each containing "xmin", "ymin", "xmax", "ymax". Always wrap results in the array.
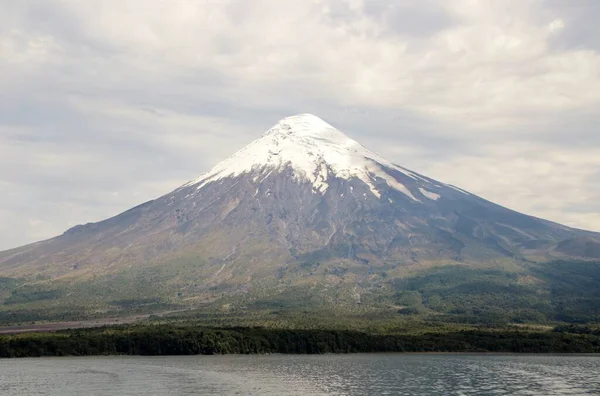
[{"xmin": 1, "ymin": 260, "xmax": 600, "ymax": 328}]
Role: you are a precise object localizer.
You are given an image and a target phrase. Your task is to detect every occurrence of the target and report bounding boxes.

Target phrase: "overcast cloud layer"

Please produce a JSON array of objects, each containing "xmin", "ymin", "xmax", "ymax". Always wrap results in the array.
[{"xmin": 1, "ymin": 0, "xmax": 599, "ymax": 250}]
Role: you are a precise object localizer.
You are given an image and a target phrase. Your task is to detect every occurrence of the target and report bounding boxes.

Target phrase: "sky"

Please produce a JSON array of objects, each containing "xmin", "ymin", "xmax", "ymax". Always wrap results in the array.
[{"xmin": 1, "ymin": 0, "xmax": 600, "ymax": 250}]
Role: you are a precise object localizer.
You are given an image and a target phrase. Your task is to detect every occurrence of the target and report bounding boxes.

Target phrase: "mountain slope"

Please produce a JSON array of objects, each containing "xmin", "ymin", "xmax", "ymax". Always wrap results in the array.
[{"xmin": 1, "ymin": 114, "xmax": 599, "ymax": 322}]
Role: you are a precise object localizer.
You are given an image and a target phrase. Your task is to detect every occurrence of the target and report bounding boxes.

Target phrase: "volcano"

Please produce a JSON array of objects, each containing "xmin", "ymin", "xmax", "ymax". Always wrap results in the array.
[{"xmin": 1, "ymin": 114, "xmax": 599, "ymax": 319}]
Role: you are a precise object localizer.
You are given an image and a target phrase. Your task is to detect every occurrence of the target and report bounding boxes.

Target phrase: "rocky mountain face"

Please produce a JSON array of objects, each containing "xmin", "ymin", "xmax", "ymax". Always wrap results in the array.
[{"xmin": 1, "ymin": 114, "xmax": 599, "ymax": 320}]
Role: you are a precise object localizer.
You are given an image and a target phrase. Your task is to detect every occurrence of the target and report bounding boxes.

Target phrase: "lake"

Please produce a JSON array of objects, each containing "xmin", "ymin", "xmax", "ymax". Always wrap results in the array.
[{"xmin": 1, "ymin": 354, "xmax": 599, "ymax": 395}]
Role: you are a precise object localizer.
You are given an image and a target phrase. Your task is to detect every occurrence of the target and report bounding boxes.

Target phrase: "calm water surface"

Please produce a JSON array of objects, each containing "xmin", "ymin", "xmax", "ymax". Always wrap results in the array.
[{"xmin": 1, "ymin": 354, "xmax": 599, "ymax": 395}]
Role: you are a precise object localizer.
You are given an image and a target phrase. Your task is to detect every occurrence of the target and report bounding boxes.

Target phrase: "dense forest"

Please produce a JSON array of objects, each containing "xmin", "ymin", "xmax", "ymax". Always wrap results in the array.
[{"xmin": 2, "ymin": 324, "xmax": 600, "ymax": 358}]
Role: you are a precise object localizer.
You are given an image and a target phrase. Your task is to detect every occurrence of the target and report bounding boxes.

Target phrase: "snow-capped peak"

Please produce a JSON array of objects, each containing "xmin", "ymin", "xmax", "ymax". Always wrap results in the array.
[
  {"xmin": 262, "ymin": 113, "xmax": 354, "ymax": 143},
  {"xmin": 187, "ymin": 114, "xmax": 427, "ymax": 201}
]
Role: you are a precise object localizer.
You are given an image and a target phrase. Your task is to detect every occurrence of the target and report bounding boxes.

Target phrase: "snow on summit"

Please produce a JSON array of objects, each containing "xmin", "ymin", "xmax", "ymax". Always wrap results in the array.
[{"xmin": 188, "ymin": 114, "xmax": 430, "ymax": 201}]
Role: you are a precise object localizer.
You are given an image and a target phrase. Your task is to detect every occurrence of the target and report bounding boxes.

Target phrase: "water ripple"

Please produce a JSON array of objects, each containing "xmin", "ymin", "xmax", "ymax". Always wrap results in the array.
[{"xmin": 0, "ymin": 354, "xmax": 599, "ymax": 395}]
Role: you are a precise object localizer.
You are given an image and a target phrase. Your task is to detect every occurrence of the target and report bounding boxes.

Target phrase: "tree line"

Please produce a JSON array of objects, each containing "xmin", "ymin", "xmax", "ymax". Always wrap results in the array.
[{"xmin": 2, "ymin": 324, "xmax": 600, "ymax": 358}]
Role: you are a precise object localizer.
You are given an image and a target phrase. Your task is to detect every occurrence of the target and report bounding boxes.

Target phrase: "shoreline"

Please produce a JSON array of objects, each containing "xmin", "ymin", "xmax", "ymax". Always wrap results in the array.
[{"xmin": 0, "ymin": 308, "xmax": 190, "ymax": 335}]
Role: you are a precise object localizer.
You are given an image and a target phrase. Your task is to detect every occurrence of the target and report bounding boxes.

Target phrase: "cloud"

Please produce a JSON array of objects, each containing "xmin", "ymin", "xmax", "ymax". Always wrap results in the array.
[
  {"xmin": 0, "ymin": 0, "xmax": 599, "ymax": 249},
  {"xmin": 545, "ymin": 0, "xmax": 600, "ymax": 52}
]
